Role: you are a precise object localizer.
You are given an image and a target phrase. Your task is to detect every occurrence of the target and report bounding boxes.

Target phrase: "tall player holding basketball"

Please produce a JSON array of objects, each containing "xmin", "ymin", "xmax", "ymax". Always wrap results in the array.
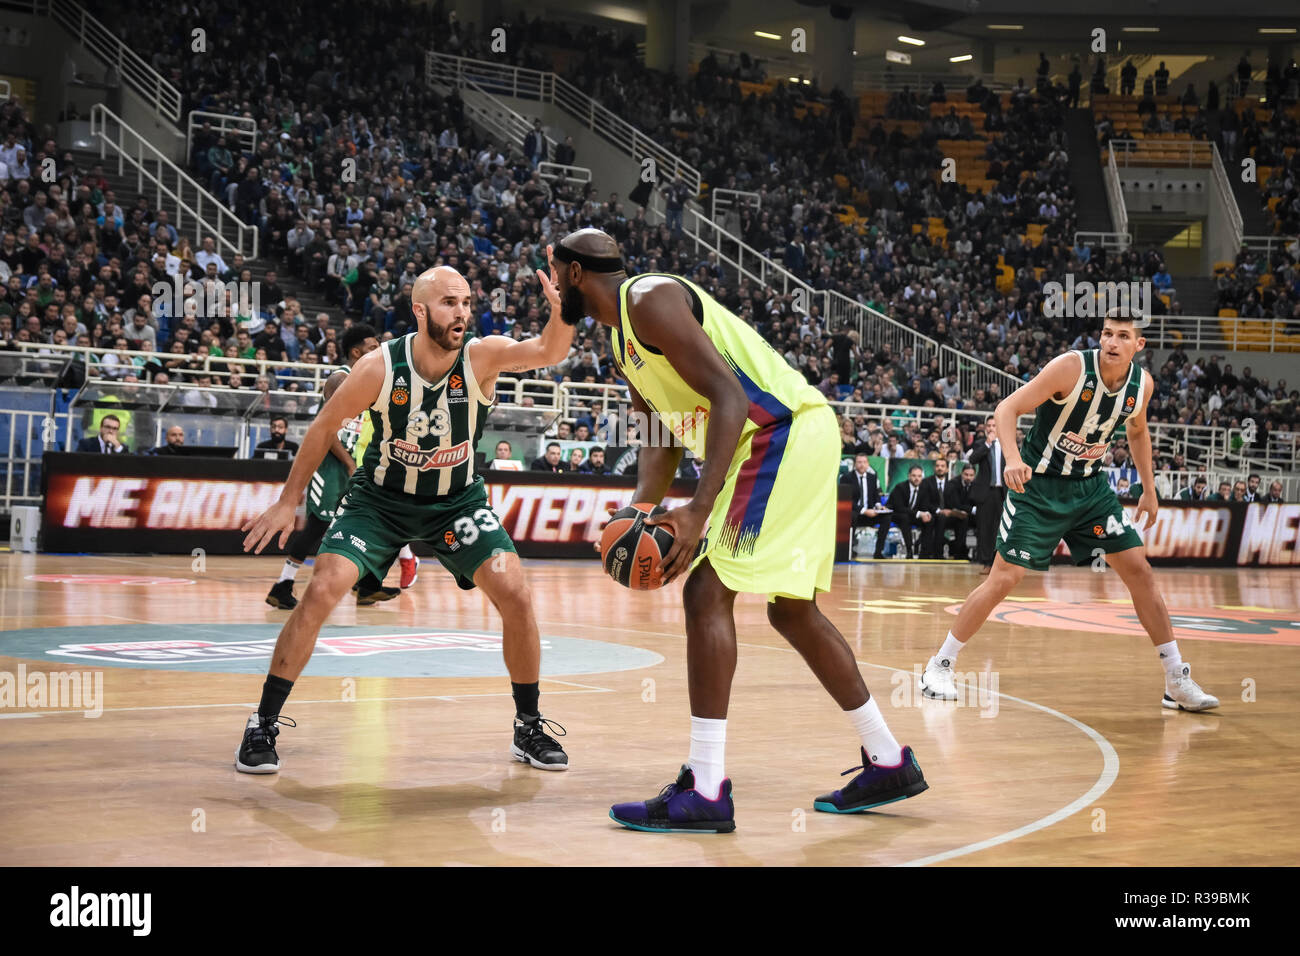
[
  {"xmin": 920, "ymin": 312, "xmax": 1219, "ymax": 711},
  {"xmin": 552, "ymin": 229, "xmax": 926, "ymax": 833},
  {"xmin": 238, "ymin": 263, "xmax": 576, "ymax": 773},
  {"xmin": 264, "ymin": 323, "xmax": 420, "ymax": 610}
]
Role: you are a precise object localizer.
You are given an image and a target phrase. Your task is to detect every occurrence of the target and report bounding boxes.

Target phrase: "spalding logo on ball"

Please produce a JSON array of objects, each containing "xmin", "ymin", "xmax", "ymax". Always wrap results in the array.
[{"xmin": 600, "ymin": 503, "xmax": 674, "ymax": 590}]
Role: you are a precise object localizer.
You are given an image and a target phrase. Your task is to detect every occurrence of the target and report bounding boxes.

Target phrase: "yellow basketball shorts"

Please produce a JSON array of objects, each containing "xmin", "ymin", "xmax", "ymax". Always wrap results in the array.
[{"xmin": 692, "ymin": 404, "xmax": 838, "ymax": 601}]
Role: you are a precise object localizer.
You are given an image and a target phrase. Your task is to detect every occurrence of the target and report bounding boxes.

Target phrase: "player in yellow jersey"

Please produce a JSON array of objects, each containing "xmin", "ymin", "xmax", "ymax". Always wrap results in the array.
[{"xmin": 550, "ymin": 229, "xmax": 927, "ymax": 832}]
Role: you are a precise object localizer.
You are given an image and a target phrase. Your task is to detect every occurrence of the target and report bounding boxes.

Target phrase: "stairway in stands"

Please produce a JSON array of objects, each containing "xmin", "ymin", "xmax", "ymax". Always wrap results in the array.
[
  {"xmin": 72, "ymin": 149, "xmax": 343, "ymax": 326},
  {"xmin": 1062, "ymin": 108, "xmax": 1114, "ymax": 234},
  {"xmin": 1171, "ymin": 275, "xmax": 1218, "ymax": 315}
]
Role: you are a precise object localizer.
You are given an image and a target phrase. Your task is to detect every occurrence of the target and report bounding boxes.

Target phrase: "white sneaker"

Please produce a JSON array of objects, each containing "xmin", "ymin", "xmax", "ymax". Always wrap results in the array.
[
  {"xmin": 1162, "ymin": 664, "xmax": 1220, "ymax": 712},
  {"xmin": 920, "ymin": 655, "xmax": 958, "ymax": 700}
]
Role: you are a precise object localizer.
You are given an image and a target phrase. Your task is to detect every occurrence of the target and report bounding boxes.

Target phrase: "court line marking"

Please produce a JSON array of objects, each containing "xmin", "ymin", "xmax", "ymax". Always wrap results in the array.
[
  {"xmin": 2, "ymin": 610, "xmax": 1118, "ymax": 863},
  {"xmin": 0, "ymin": 686, "xmax": 614, "ymax": 720},
  {"xmin": 556, "ymin": 620, "xmax": 1120, "ymax": 867}
]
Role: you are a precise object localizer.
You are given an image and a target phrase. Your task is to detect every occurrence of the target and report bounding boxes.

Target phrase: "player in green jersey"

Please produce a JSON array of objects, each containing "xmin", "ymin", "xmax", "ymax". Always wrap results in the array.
[
  {"xmin": 263, "ymin": 324, "xmax": 419, "ymax": 609},
  {"xmin": 921, "ymin": 312, "xmax": 1219, "ymax": 712},
  {"xmin": 237, "ymin": 259, "xmax": 577, "ymax": 773}
]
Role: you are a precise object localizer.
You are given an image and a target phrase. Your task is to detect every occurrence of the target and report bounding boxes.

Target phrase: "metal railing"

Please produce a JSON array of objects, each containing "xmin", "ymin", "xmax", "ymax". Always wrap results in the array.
[
  {"xmin": 1109, "ymin": 138, "xmax": 1213, "ymax": 168},
  {"xmin": 187, "ymin": 110, "xmax": 257, "ymax": 164},
  {"xmin": 13, "ymin": 0, "xmax": 183, "ymax": 122},
  {"xmin": 939, "ymin": 345, "xmax": 1025, "ymax": 402},
  {"xmin": 1152, "ymin": 469, "xmax": 1300, "ymax": 502},
  {"xmin": 0, "ymin": 79, "xmax": 10, "ymax": 103},
  {"xmin": 684, "ymin": 207, "xmax": 815, "ymax": 303},
  {"xmin": 537, "ymin": 161, "xmax": 592, "ymax": 184},
  {"xmin": 711, "ymin": 188, "xmax": 760, "ymax": 223},
  {"xmin": 1074, "ymin": 230, "xmax": 1133, "ymax": 252},
  {"xmin": 425, "ymin": 52, "xmax": 701, "ymax": 194},
  {"xmin": 853, "ymin": 71, "xmax": 1023, "ymax": 95},
  {"xmin": 1103, "ymin": 145, "xmax": 1130, "ymax": 245},
  {"xmin": 1139, "ymin": 314, "xmax": 1300, "ymax": 352},
  {"xmin": 91, "ymin": 104, "xmax": 259, "ymax": 260},
  {"xmin": 459, "ymin": 75, "xmax": 558, "ymax": 158},
  {"xmin": 1209, "ymin": 141, "xmax": 1244, "ymax": 247}
]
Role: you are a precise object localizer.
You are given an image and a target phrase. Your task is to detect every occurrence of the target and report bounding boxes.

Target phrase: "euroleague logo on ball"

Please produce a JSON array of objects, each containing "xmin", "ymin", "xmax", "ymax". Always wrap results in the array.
[{"xmin": 616, "ymin": 547, "xmax": 628, "ymax": 561}]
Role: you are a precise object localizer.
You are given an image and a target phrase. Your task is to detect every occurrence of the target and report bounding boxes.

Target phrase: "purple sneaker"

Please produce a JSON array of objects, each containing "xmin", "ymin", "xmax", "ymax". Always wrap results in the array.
[
  {"xmin": 609, "ymin": 765, "xmax": 736, "ymax": 833},
  {"xmin": 813, "ymin": 746, "xmax": 928, "ymax": 813}
]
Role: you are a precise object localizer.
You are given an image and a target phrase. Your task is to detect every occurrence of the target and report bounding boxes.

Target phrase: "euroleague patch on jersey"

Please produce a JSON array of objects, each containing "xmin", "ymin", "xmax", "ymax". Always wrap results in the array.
[
  {"xmin": 627, "ymin": 340, "xmax": 645, "ymax": 369},
  {"xmin": 1125, "ymin": 395, "xmax": 1136, "ymax": 409},
  {"xmin": 388, "ymin": 438, "xmax": 471, "ymax": 470},
  {"xmin": 448, "ymin": 372, "xmax": 468, "ymax": 403},
  {"xmin": 443, "ymin": 529, "xmax": 461, "ymax": 551},
  {"xmin": 1055, "ymin": 430, "xmax": 1108, "ymax": 460}
]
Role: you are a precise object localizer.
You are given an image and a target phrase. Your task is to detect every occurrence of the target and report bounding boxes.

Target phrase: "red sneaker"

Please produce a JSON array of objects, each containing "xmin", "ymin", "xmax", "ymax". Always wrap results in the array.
[{"xmin": 399, "ymin": 554, "xmax": 420, "ymax": 589}]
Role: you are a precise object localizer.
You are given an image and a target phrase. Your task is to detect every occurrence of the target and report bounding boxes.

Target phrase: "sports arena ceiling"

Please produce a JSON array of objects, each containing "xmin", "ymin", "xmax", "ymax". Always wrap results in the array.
[{"xmin": 537, "ymin": 0, "xmax": 1299, "ymax": 68}]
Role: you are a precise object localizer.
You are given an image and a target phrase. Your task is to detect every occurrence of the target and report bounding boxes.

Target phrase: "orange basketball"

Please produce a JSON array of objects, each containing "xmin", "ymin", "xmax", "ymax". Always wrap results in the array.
[{"xmin": 599, "ymin": 502, "xmax": 674, "ymax": 590}]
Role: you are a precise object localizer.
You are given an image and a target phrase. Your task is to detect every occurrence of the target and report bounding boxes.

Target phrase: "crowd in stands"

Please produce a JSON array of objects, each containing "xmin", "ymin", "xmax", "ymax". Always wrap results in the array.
[{"xmin": 0, "ymin": 3, "xmax": 1294, "ymax": 490}]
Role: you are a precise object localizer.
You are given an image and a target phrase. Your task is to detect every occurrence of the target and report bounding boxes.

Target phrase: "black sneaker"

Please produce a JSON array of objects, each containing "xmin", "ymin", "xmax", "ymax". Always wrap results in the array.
[
  {"xmin": 510, "ymin": 715, "xmax": 569, "ymax": 771},
  {"xmin": 266, "ymin": 580, "xmax": 297, "ymax": 610},
  {"xmin": 354, "ymin": 585, "xmax": 400, "ymax": 606},
  {"xmin": 813, "ymin": 746, "xmax": 928, "ymax": 813},
  {"xmin": 235, "ymin": 713, "xmax": 295, "ymax": 774}
]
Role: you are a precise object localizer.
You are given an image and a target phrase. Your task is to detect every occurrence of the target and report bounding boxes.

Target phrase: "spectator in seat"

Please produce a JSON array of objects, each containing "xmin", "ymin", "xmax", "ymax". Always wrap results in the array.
[
  {"xmin": 1263, "ymin": 481, "xmax": 1285, "ymax": 504},
  {"xmin": 146, "ymin": 425, "xmax": 186, "ymax": 455},
  {"xmin": 76, "ymin": 413, "xmax": 130, "ymax": 453},
  {"xmin": 254, "ymin": 415, "xmax": 299, "ymax": 459},
  {"xmin": 1178, "ymin": 476, "xmax": 1209, "ymax": 500},
  {"xmin": 579, "ymin": 447, "xmax": 609, "ymax": 475},
  {"xmin": 530, "ymin": 441, "xmax": 567, "ymax": 473}
]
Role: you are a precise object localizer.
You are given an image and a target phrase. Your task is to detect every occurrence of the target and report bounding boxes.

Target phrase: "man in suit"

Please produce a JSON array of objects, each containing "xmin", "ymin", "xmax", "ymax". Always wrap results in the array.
[
  {"xmin": 840, "ymin": 452, "xmax": 884, "ymax": 529},
  {"xmin": 944, "ymin": 463, "xmax": 976, "ymax": 560},
  {"xmin": 968, "ymin": 416, "xmax": 1006, "ymax": 574},
  {"xmin": 1244, "ymin": 473, "xmax": 1262, "ymax": 501},
  {"xmin": 917, "ymin": 458, "xmax": 953, "ymax": 558},
  {"xmin": 1263, "ymin": 480, "xmax": 1285, "ymax": 504},
  {"xmin": 76, "ymin": 414, "xmax": 130, "ymax": 454},
  {"xmin": 882, "ymin": 464, "xmax": 927, "ymax": 559}
]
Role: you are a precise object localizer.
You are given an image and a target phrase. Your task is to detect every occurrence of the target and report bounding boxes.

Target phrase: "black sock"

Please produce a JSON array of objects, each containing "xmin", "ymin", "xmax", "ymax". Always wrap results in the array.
[
  {"xmin": 512, "ymin": 681, "xmax": 539, "ymax": 720},
  {"xmin": 358, "ymin": 572, "xmax": 381, "ymax": 591},
  {"xmin": 258, "ymin": 675, "xmax": 294, "ymax": 720}
]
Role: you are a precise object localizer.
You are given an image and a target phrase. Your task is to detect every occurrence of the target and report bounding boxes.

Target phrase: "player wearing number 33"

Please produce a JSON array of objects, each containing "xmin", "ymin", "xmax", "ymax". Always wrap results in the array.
[
  {"xmin": 921, "ymin": 310, "xmax": 1219, "ymax": 713},
  {"xmin": 236, "ymin": 261, "xmax": 578, "ymax": 775},
  {"xmin": 549, "ymin": 228, "xmax": 927, "ymax": 834}
]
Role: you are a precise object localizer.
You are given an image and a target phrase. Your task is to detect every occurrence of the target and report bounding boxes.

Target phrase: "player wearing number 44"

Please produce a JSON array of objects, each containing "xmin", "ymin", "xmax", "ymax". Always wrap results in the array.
[
  {"xmin": 237, "ymin": 260, "xmax": 578, "ymax": 775},
  {"xmin": 921, "ymin": 311, "xmax": 1219, "ymax": 713}
]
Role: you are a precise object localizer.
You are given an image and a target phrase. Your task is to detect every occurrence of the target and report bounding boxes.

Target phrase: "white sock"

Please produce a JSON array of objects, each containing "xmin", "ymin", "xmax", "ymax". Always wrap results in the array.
[
  {"xmin": 1156, "ymin": 640, "xmax": 1183, "ymax": 677},
  {"xmin": 398, "ymin": 544, "xmax": 414, "ymax": 559},
  {"xmin": 687, "ymin": 716, "xmax": 727, "ymax": 800},
  {"xmin": 278, "ymin": 560, "xmax": 301, "ymax": 583},
  {"xmin": 848, "ymin": 697, "xmax": 903, "ymax": 766},
  {"xmin": 937, "ymin": 632, "xmax": 964, "ymax": 663}
]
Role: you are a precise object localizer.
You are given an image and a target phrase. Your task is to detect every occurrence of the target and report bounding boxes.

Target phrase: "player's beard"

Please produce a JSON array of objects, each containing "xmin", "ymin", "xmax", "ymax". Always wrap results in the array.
[
  {"xmin": 560, "ymin": 285, "xmax": 586, "ymax": 326},
  {"xmin": 425, "ymin": 314, "xmax": 462, "ymax": 350}
]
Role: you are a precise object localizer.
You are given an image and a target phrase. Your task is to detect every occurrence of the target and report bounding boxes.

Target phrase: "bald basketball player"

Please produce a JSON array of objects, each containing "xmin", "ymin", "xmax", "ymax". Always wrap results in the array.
[
  {"xmin": 238, "ymin": 262, "xmax": 576, "ymax": 774},
  {"xmin": 554, "ymin": 228, "xmax": 926, "ymax": 833}
]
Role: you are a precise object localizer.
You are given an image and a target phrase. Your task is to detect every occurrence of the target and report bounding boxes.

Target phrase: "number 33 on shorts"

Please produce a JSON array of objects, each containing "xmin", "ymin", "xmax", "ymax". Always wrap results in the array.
[{"xmin": 452, "ymin": 508, "xmax": 501, "ymax": 546}]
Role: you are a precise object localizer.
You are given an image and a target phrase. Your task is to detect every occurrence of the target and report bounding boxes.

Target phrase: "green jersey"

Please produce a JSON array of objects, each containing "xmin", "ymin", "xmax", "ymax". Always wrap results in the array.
[
  {"xmin": 361, "ymin": 335, "xmax": 493, "ymax": 496},
  {"xmin": 334, "ymin": 364, "xmax": 366, "ymax": 457},
  {"xmin": 1021, "ymin": 349, "xmax": 1147, "ymax": 479}
]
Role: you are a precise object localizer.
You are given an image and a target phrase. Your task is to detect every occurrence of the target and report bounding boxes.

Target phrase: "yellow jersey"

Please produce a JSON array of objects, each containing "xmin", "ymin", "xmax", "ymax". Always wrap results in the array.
[{"xmin": 611, "ymin": 274, "xmax": 826, "ymax": 460}]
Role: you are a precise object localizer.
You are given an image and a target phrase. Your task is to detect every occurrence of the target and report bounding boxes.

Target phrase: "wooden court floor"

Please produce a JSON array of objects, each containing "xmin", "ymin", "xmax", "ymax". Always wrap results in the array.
[{"xmin": 0, "ymin": 552, "xmax": 1296, "ymax": 866}]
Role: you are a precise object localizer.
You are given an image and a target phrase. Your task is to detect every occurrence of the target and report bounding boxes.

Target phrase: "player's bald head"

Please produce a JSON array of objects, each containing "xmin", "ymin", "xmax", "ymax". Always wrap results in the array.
[{"xmin": 412, "ymin": 265, "xmax": 468, "ymax": 305}]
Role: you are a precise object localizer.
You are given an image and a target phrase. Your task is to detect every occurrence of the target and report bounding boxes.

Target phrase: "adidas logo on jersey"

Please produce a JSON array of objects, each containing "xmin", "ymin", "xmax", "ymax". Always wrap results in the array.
[
  {"xmin": 331, "ymin": 531, "xmax": 343, "ymax": 539},
  {"xmin": 395, "ymin": 375, "xmax": 407, "ymax": 387}
]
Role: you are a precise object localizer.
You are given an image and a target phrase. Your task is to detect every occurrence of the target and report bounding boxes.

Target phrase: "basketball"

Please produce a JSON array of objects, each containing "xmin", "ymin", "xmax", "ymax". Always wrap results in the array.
[{"xmin": 600, "ymin": 502, "xmax": 674, "ymax": 590}]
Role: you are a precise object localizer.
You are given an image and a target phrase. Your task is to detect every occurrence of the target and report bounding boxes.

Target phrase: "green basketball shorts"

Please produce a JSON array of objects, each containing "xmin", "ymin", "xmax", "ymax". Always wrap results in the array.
[
  {"xmin": 996, "ymin": 472, "xmax": 1143, "ymax": 571},
  {"xmin": 306, "ymin": 455, "xmax": 351, "ymax": 522},
  {"xmin": 316, "ymin": 473, "xmax": 516, "ymax": 589}
]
